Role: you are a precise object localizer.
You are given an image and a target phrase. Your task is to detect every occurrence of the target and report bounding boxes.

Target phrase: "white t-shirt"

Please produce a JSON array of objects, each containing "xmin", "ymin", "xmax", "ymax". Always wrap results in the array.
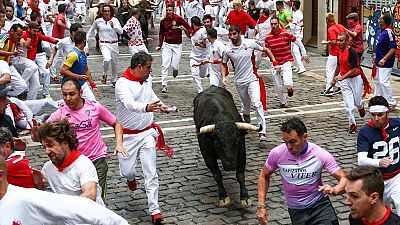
[
  {"xmin": 87, "ymin": 17, "xmax": 123, "ymax": 42},
  {"xmin": 256, "ymin": 0, "xmax": 275, "ymax": 11},
  {"xmin": 209, "ymin": 39, "xmax": 225, "ymax": 76},
  {"xmin": 0, "ymin": 60, "xmax": 10, "ymax": 74},
  {"xmin": 0, "ymin": 184, "xmax": 129, "ymax": 225},
  {"xmin": 42, "ymin": 155, "xmax": 104, "ymax": 207},
  {"xmin": 291, "ymin": 9, "xmax": 303, "ymax": 37},
  {"xmin": 222, "ymin": 38, "xmax": 261, "ymax": 86},
  {"xmin": 190, "ymin": 27, "xmax": 209, "ymax": 61},
  {"xmin": 256, "ymin": 17, "xmax": 271, "ymax": 45},
  {"xmin": 4, "ymin": 16, "xmax": 25, "ymax": 31}
]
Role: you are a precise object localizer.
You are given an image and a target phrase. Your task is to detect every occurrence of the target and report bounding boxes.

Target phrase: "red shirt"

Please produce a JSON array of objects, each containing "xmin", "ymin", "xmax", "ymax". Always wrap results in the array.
[
  {"xmin": 348, "ymin": 22, "xmax": 364, "ymax": 54},
  {"xmin": 338, "ymin": 46, "xmax": 360, "ymax": 78},
  {"xmin": 22, "ymin": 31, "xmax": 58, "ymax": 60},
  {"xmin": 265, "ymin": 28, "xmax": 297, "ymax": 65},
  {"xmin": 52, "ymin": 14, "xmax": 66, "ymax": 39},
  {"xmin": 327, "ymin": 22, "xmax": 345, "ymax": 56},
  {"xmin": 227, "ymin": 10, "xmax": 257, "ymax": 35},
  {"xmin": 159, "ymin": 14, "xmax": 190, "ymax": 47},
  {"xmin": 6, "ymin": 153, "xmax": 35, "ymax": 188}
]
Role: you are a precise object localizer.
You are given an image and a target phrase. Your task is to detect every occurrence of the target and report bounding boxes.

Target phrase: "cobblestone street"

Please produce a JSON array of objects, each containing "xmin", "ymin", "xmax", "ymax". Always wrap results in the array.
[{"xmin": 21, "ymin": 23, "xmax": 400, "ymax": 224}]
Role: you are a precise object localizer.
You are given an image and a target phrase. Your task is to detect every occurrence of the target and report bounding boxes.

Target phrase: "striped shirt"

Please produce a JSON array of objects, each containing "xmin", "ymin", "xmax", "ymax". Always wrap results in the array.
[
  {"xmin": 0, "ymin": 33, "xmax": 15, "ymax": 64},
  {"xmin": 264, "ymin": 28, "xmax": 296, "ymax": 65}
]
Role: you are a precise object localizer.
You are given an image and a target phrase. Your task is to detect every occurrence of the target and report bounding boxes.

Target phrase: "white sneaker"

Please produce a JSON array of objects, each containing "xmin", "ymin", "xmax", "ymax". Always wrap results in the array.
[
  {"xmin": 161, "ymin": 86, "xmax": 168, "ymax": 93},
  {"xmin": 297, "ymin": 68, "xmax": 306, "ymax": 74},
  {"xmin": 259, "ymin": 134, "xmax": 267, "ymax": 142}
]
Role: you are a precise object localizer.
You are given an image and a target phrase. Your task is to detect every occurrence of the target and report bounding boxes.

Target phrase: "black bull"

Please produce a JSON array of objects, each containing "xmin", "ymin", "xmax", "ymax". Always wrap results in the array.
[{"xmin": 193, "ymin": 86, "xmax": 259, "ymax": 206}]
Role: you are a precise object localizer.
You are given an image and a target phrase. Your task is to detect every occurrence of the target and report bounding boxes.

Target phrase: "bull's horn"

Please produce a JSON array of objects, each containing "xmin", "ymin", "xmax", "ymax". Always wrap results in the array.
[
  {"xmin": 235, "ymin": 122, "xmax": 260, "ymax": 131},
  {"xmin": 199, "ymin": 124, "xmax": 216, "ymax": 134}
]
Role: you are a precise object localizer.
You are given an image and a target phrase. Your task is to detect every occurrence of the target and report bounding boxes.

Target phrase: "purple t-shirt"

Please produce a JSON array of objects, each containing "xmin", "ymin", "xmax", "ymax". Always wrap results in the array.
[
  {"xmin": 48, "ymin": 99, "xmax": 117, "ymax": 161},
  {"xmin": 265, "ymin": 142, "xmax": 340, "ymax": 210},
  {"xmin": 375, "ymin": 29, "xmax": 397, "ymax": 68}
]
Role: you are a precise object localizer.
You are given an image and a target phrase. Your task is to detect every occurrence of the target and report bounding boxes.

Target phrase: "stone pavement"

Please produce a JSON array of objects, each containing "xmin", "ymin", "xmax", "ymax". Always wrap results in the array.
[{"xmin": 22, "ymin": 23, "xmax": 400, "ymax": 225}]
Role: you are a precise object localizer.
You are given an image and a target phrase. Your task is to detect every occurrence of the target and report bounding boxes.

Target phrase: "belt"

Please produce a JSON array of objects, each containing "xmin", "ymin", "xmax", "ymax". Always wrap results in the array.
[{"xmin": 100, "ymin": 40, "xmax": 118, "ymax": 44}]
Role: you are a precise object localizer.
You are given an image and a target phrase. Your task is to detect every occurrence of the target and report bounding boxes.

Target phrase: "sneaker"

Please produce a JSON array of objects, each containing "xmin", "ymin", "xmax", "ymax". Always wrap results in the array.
[
  {"xmin": 112, "ymin": 82, "xmax": 116, "ymax": 88},
  {"xmin": 278, "ymin": 103, "xmax": 288, "ymax": 108},
  {"xmin": 172, "ymin": 70, "xmax": 178, "ymax": 78},
  {"xmin": 152, "ymin": 213, "xmax": 165, "ymax": 225},
  {"xmin": 291, "ymin": 66, "xmax": 298, "ymax": 72},
  {"xmin": 243, "ymin": 114, "xmax": 251, "ymax": 123},
  {"xmin": 297, "ymin": 68, "xmax": 306, "ymax": 74},
  {"xmin": 161, "ymin": 86, "xmax": 168, "ymax": 93},
  {"xmin": 101, "ymin": 74, "xmax": 107, "ymax": 84},
  {"xmin": 320, "ymin": 90, "xmax": 334, "ymax": 96},
  {"xmin": 259, "ymin": 134, "xmax": 267, "ymax": 142},
  {"xmin": 333, "ymin": 87, "xmax": 341, "ymax": 94},
  {"xmin": 287, "ymin": 88, "xmax": 294, "ymax": 97},
  {"xmin": 51, "ymin": 77, "xmax": 59, "ymax": 83},
  {"xmin": 349, "ymin": 124, "xmax": 357, "ymax": 134},
  {"xmin": 127, "ymin": 179, "xmax": 138, "ymax": 191},
  {"xmin": 358, "ymin": 107, "xmax": 366, "ymax": 118}
]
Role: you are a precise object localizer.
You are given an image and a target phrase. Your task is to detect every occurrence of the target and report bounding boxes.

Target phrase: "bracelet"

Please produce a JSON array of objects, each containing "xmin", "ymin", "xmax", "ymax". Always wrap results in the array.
[
  {"xmin": 272, "ymin": 60, "xmax": 279, "ymax": 67},
  {"xmin": 90, "ymin": 81, "xmax": 97, "ymax": 89},
  {"xmin": 257, "ymin": 204, "xmax": 267, "ymax": 209},
  {"xmin": 213, "ymin": 59, "xmax": 221, "ymax": 64}
]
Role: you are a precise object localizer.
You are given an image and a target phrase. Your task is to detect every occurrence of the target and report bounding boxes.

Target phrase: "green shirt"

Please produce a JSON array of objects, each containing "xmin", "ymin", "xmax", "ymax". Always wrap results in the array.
[{"xmin": 278, "ymin": 9, "xmax": 292, "ymax": 27}]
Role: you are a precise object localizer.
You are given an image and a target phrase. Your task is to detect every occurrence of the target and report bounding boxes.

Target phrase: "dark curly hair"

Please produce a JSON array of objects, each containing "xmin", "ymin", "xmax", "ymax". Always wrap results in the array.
[{"xmin": 38, "ymin": 119, "xmax": 79, "ymax": 150}]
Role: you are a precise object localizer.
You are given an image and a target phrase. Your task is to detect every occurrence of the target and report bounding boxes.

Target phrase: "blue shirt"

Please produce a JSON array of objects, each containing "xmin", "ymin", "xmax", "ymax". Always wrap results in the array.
[
  {"xmin": 375, "ymin": 29, "xmax": 397, "ymax": 68},
  {"xmin": 63, "ymin": 47, "xmax": 87, "ymax": 86},
  {"xmin": 357, "ymin": 118, "xmax": 400, "ymax": 175}
]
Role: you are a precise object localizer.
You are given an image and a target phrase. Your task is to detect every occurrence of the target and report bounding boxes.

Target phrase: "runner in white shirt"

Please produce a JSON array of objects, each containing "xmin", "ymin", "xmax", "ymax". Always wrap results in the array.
[
  {"xmin": 185, "ymin": 0, "xmax": 204, "ymax": 25},
  {"xmin": 38, "ymin": 119, "xmax": 105, "ymax": 210},
  {"xmin": 221, "ymin": 25, "xmax": 277, "ymax": 141},
  {"xmin": 203, "ymin": 14, "xmax": 228, "ymax": 41},
  {"xmin": 0, "ymin": 157, "xmax": 129, "ymax": 225},
  {"xmin": 254, "ymin": 8, "xmax": 271, "ymax": 68},
  {"xmin": 255, "ymin": 0, "xmax": 275, "ymax": 15},
  {"xmin": 75, "ymin": 0, "xmax": 87, "ymax": 24},
  {"xmin": 194, "ymin": 28, "xmax": 225, "ymax": 87},
  {"xmin": 87, "ymin": 4, "xmax": 123, "ymax": 86},
  {"xmin": 123, "ymin": 8, "xmax": 148, "ymax": 56},
  {"xmin": 4, "ymin": 3, "xmax": 25, "ymax": 31},
  {"xmin": 189, "ymin": 16, "xmax": 209, "ymax": 93},
  {"xmin": 0, "ymin": 9, "xmax": 7, "ymax": 33},
  {"xmin": 115, "ymin": 52, "xmax": 171, "ymax": 225},
  {"xmin": 289, "ymin": 0, "xmax": 305, "ymax": 74}
]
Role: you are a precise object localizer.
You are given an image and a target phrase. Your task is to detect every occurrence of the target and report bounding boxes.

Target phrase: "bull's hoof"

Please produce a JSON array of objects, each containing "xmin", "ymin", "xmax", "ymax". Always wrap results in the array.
[
  {"xmin": 240, "ymin": 198, "xmax": 252, "ymax": 207},
  {"xmin": 218, "ymin": 196, "xmax": 231, "ymax": 207}
]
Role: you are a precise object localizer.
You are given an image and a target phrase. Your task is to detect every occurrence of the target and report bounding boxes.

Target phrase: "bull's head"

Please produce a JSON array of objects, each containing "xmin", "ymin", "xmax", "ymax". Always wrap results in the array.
[{"xmin": 199, "ymin": 121, "xmax": 259, "ymax": 171}]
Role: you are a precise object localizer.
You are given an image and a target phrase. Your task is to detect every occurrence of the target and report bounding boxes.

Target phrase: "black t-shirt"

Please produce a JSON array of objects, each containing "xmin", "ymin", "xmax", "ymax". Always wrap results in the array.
[
  {"xmin": 349, "ymin": 210, "xmax": 400, "ymax": 225},
  {"xmin": 248, "ymin": 8, "xmax": 260, "ymax": 22},
  {"xmin": 0, "ymin": 114, "xmax": 18, "ymax": 137}
]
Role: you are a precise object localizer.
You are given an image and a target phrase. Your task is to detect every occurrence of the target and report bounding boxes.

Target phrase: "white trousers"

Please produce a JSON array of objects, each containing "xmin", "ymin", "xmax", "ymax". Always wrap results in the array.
[
  {"xmin": 218, "ymin": 4, "xmax": 226, "ymax": 28},
  {"xmin": 128, "ymin": 44, "xmax": 148, "ymax": 56},
  {"xmin": 209, "ymin": 69, "xmax": 223, "ymax": 87},
  {"xmin": 50, "ymin": 47, "xmax": 61, "ymax": 78},
  {"xmin": 161, "ymin": 43, "xmax": 182, "ymax": 87},
  {"xmin": 100, "ymin": 43, "xmax": 119, "ymax": 83},
  {"xmin": 325, "ymin": 54, "xmax": 337, "ymax": 91},
  {"xmin": 383, "ymin": 173, "xmax": 400, "ymax": 215},
  {"xmin": 75, "ymin": 2, "xmax": 87, "ymax": 24},
  {"xmin": 7, "ymin": 65, "xmax": 28, "ymax": 97},
  {"xmin": 118, "ymin": 131, "xmax": 160, "ymax": 216},
  {"xmin": 338, "ymin": 76, "xmax": 363, "ymax": 126},
  {"xmin": 81, "ymin": 82, "xmax": 96, "ymax": 101},
  {"xmin": 35, "ymin": 53, "xmax": 51, "ymax": 97},
  {"xmin": 24, "ymin": 98, "xmax": 59, "ymax": 115},
  {"xmin": 291, "ymin": 35, "xmax": 305, "ymax": 71},
  {"xmin": 374, "ymin": 67, "xmax": 397, "ymax": 107},
  {"xmin": 190, "ymin": 58, "xmax": 209, "ymax": 93},
  {"xmin": 11, "ymin": 56, "xmax": 40, "ymax": 100},
  {"xmin": 271, "ymin": 61, "xmax": 293, "ymax": 105},
  {"xmin": 211, "ymin": 5, "xmax": 220, "ymax": 26},
  {"xmin": 235, "ymin": 81, "xmax": 266, "ymax": 134}
]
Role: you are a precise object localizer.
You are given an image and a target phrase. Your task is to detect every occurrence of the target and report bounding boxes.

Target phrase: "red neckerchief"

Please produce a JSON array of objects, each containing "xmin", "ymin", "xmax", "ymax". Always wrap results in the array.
[
  {"xmin": 9, "ymin": 102, "xmax": 22, "ymax": 121},
  {"xmin": 191, "ymin": 26, "xmax": 202, "ymax": 36},
  {"xmin": 271, "ymin": 27, "xmax": 283, "ymax": 35},
  {"xmin": 55, "ymin": 149, "xmax": 81, "ymax": 172},
  {"xmin": 258, "ymin": 15, "xmax": 269, "ymax": 24},
  {"xmin": 368, "ymin": 118, "xmax": 389, "ymax": 142},
  {"xmin": 361, "ymin": 205, "xmax": 391, "ymax": 225},
  {"xmin": 203, "ymin": 1, "xmax": 210, "ymax": 5},
  {"xmin": 121, "ymin": 67, "xmax": 146, "ymax": 83},
  {"xmin": 327, "ymin": 22, "xmax": 336, "ymax": 28}
]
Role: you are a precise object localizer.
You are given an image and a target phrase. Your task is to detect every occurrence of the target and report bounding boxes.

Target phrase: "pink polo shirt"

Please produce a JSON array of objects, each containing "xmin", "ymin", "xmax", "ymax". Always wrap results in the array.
[{"xmin": 48, "ymin": 99, "xmax": 116, "ymax": 161}]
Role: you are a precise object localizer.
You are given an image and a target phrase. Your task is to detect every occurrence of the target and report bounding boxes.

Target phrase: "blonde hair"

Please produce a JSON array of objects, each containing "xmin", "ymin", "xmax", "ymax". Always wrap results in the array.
[{"xmin": 326, "ymin": 13, "xmax": 335, "ymax": 23}]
